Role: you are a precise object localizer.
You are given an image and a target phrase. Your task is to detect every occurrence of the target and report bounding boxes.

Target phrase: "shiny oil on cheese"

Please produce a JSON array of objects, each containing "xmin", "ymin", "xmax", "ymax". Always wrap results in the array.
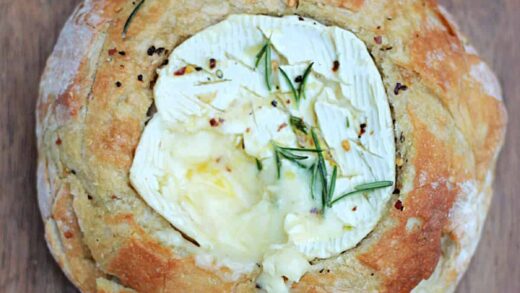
[{"xmin": 130, "ymin": 15, "xmax": 395, "ymax": 292}]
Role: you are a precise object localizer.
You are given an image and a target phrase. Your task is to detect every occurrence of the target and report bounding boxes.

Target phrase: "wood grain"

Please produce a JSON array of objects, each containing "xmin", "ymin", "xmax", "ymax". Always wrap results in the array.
[{"xmin": 0, "ymin": 1, "xmax": 518, "ymax": 292}]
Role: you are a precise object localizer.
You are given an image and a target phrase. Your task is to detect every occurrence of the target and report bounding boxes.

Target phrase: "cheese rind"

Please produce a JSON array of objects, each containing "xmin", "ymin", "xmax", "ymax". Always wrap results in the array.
[{"xmin": 130, "ymin": 14, "xmax": 395, "ymax": 292}]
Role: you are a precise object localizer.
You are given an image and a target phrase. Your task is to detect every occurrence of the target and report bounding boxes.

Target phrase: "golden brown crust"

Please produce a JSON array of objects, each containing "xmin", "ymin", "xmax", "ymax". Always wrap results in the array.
[
  {"xmin": 96, "ymin": 278, "xmax": 137, "ymax": 293},
  {"xmin": 108, "ymin": 238, "xmax": 254, "ymax": 292},
  {"xmin": 37, "ymin": 0, "xmax": 507, "ymax": 292},
  {"xmin": 359, "ymin": 111, "xmax": 460, "ymax": 292}
]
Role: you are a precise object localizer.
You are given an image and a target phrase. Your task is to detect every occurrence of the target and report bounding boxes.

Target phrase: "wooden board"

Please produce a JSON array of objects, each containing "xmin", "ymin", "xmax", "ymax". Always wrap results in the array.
[{"xmin": 0, "ymin": 1, "xmax": 518, "ymax": 292}]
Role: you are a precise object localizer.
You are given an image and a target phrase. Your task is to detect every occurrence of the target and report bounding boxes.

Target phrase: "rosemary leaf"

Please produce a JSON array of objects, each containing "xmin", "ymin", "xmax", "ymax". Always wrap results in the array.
[
  {"xmin": 311, "ymin": 129, "xmax": 327, "ymax": 179},
  {"xmin": 265, "ymin": 41, "xmax": 272, "ymax": 91},
  {"xmin": 355, "ymin": 181, "xmax": 394, "ymax": 191},
  {"xmin": 328, "ymin": 166, "xmax": 338, "ymax": 205},
  {"xmin": 275, "ymin": 151, "xmax": 282, "ymax": 180},
  {"xmin": 289, "ymin": 116, "xmax": 308, "ymax": 134},
  {"xmin": 278, "ymin": 149, "xmax": 308, "ymax": 161},
  {"xmin": 123, "ymin": 0, "xmax": 146, "ymax": 39},
  {"xmin": 319, "ymin": 159, "xmax": 328, "ymax": 209},
  {"xmin": 195, "ymin": 79, "xmax": 232, "ymax": 86},
  {"xmin": 311, "ymin": 163, "xmax": 318, "ymax": 200},
  {"xmin": 279, "ymin": 67, "xmax": 299, "ymax": 103},
  {"xmin": 298, "ymin": 62, "xmax": 314, "ymax": 100},
  {"xmin": 329, "ymin": 181, "xmax": 393, "ymax": 207},
  {"xmin": 255, "ymin": 44, "xmax": 268, "ymax": 68},
  {"xmin": 311, "ymin": 129, "xmax": 328, "ymax": 209},
  {"xmin": 256, "ymin": 159, "xmax": 263, "ymax": 171},
  {"xmin": 346, "ymin": 117, "xmax": 350, "ymax": 128},
  {"xmin": 278, "ymin": 146, "xmax": 321, "ymax": 153}
]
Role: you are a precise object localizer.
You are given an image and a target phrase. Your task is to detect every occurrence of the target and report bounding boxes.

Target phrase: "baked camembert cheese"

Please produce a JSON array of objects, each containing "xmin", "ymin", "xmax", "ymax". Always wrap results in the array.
[{"xmin": 130, "ymin": 15, "xmax": 395, "ymax": 292}]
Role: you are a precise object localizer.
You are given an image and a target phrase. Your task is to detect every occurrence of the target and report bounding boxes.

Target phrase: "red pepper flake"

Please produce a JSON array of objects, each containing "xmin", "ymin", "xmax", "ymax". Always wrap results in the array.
[
  {"xmin": 55, "ymin": 137, "xmax": 62, "ymax": 145},
  {"xmin": 394, "ymin": 83, "xmax": 408, "ymax": 95},
  {"xmin": 286, "ymin": 99, "xmax": 291, "ymax": 104},
  {"xmin": 332, "ymin": 60, "xmax": 340, "ymax": 72},
  {"xmin": 108, "ymin": 48, "xmax": 117, "ymax": 56},
  {"xmin": 209, "ymin": 118, "xmax": 220, "ymax": 127},
  {"xmin": 394, "ymin": 200, "xmax": 404, "ymax": 211},
  {"xmin": 63, "ymin": 231, "xmax": 74, "ymax": 239},
  {"xmin": 352, "ymin": 206, "xmax": 358, "ymax": 212},
  {"xmin": 174, "ymin": 66, "xmax": 187, "ymax": 76},
  {"xmin": 374, "ymin": 35, "xmax": 383, "ymax": 45},
  {"xmin": 209, "ymin": 58, "xmax": 217, "ymax": 69},
  {"xmin": 358, "ymin": 123, "xmax": 367, "ymax": 138},
  {"xmin": 278, "ymin": 123, "xmax": 288, "ymax": 132}
]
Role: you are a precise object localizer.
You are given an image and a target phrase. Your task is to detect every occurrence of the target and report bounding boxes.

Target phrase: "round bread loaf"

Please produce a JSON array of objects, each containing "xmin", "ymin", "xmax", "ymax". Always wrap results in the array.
[{"xmin": 37, "ymin": 0, "xmax": 507, "ymax": 292}]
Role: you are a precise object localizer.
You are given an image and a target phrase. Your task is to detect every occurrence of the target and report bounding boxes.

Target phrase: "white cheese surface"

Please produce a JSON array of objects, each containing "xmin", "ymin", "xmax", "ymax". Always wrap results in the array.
[{"xmin": 130, "ymin": 14, "xmax": 395, "ymax": 292}]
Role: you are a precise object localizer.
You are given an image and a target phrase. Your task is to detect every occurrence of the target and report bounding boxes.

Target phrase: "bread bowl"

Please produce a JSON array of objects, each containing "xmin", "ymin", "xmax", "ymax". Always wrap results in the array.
[{"xmin": 36, "ymin": 0, "xmax": 507, "ymax": 292}]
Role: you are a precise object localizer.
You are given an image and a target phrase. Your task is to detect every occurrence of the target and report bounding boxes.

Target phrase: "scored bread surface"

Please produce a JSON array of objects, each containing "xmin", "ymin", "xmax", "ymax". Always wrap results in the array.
[{"xmin": 36, "ymin": 0, "xmax": 507, "ymax": 292}]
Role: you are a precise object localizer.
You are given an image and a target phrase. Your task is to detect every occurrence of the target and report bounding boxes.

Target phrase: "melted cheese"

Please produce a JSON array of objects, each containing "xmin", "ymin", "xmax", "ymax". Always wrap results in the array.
[{"xmin": 131, "ymin": 15, "xmax": 395, "ymax": 292}]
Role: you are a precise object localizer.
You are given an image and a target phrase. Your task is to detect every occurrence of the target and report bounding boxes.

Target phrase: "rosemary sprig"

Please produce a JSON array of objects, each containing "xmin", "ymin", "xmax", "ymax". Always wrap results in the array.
[
  {"xmin": 122, "ymin": 0, "xmax": 146, "ymax": 39},
  {"xmin": 273, "ymin": 143, "xmax": 319, "ymax": 180},
  {"xmin": 290, "ymin": 116, "xmax": 308, "ymax": 134},
  {"xmin": 298, "ymin": 62, "xmax": 314, "ymax": 100},
  {"xmin": 328, "ymin": 181, "xmax": 393, "ymax": 207},
  {"xmin": 279, "ymin": 67, "xmax": 299, "ymax": 103}
]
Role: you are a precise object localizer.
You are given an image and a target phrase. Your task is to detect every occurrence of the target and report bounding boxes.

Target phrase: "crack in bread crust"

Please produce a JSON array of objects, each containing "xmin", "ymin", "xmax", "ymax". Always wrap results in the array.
[{"xmin": 37, "ymin": 0, "xmax": 507, "ymax": 292}]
